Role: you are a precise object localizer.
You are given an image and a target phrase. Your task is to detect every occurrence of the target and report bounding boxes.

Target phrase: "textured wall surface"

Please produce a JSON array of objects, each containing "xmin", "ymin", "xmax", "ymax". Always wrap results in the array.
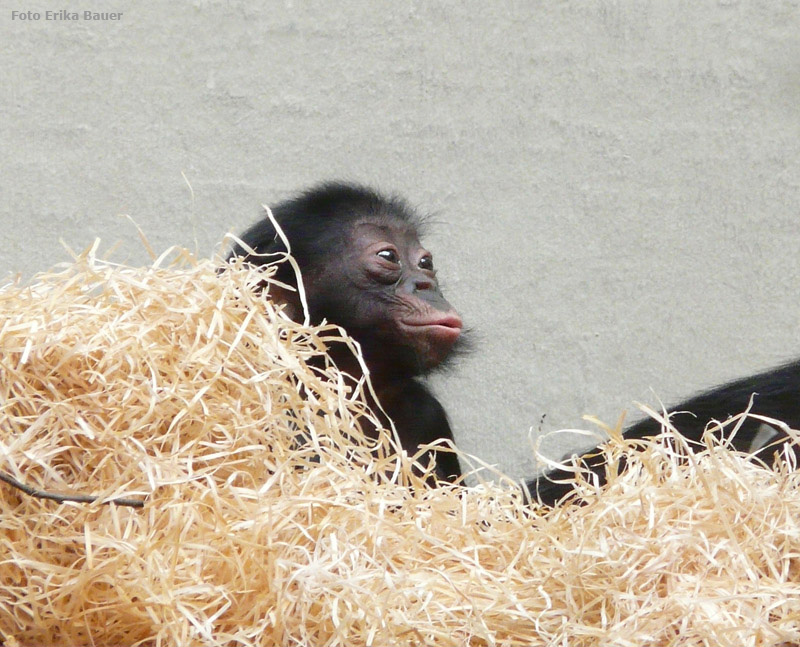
[{"xmin": 2, "ymin": 2, "xmax": 800, "ymax": 481}]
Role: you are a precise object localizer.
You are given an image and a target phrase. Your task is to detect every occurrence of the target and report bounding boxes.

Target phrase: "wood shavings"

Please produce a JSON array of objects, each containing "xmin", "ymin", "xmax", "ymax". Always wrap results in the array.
[{"xmin": 1, "ymin": 244, "xmax": 800, "ymax": 646}]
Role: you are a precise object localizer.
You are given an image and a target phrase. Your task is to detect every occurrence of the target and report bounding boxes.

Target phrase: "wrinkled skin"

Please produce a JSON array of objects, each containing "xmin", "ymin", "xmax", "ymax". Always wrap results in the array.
[
  {"xmin": 230, "ymin": 183, "xmax": 463, "ymax": 482},
  {"xmin": 306, "ymin": 220, "xmax": 462, "ymax": 382}
]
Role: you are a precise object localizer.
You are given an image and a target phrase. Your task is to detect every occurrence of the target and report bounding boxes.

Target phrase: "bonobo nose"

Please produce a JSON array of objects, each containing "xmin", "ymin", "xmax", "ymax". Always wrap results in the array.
[{"xmin": 401, "ymin": 275, "xmax": 450, "ymax": 309}]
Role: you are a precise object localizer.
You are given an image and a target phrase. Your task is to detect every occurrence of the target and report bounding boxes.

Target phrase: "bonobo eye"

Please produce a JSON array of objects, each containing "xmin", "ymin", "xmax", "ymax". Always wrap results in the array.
[
  {"xmin": 377, "ymin": 249, "xmax": 400, "ymax": 264},
  {"xmin": 418, "ymin": 255, "xmax": 434, "ymax": 271}
]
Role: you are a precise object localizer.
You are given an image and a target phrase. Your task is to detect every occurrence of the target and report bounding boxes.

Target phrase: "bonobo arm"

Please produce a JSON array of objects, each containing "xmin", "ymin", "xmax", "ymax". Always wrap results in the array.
[
  {"xmin": 529, "ymin": 359, "xmax": 800, "ymax": 506},
  {"xmin": 380, "ymin": 379, "xmax": 462, "ymax": 483}
]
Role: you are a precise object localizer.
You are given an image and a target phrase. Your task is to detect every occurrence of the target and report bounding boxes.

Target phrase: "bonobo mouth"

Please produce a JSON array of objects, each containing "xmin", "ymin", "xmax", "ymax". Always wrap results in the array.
[{"xmin": 400, "ymin": 313, "xmax": 463, "ymax": 344}]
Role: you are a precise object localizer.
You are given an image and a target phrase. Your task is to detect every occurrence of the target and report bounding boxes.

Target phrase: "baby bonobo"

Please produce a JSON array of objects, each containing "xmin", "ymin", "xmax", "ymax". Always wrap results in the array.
[{"xmin": 229, "ymin": 182, "xmax": 463, "ymax": 482}]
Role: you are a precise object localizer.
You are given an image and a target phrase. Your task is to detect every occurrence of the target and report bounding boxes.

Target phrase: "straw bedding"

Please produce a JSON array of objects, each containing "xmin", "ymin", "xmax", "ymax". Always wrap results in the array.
[{"xmin": 1, "ymin": 244, "xmax": 800, "ymax": 646}]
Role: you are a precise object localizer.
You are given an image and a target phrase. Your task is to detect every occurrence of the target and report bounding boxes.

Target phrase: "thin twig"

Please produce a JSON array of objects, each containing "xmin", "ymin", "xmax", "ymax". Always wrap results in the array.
[{"xmin": 0, "ymin": 471, "xmax": 145, "ymax": 508}]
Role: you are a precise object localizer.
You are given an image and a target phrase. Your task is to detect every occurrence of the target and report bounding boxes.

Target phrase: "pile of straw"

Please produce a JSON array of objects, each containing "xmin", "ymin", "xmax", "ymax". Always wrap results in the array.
[{"xmin": 1, "ymin": 245, "xmax": 800, "ymax": 646}]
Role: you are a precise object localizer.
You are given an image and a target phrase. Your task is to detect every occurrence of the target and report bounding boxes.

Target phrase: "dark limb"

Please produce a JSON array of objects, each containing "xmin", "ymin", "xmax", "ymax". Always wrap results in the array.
[{"xmin": 529, "ymin": 359, "xmax": 800, "ymax": 506}]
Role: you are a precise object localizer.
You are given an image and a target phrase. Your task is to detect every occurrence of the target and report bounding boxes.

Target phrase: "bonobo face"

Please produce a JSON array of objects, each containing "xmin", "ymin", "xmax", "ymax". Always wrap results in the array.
[{"xmin": 307, "ymin": 219, "xmax": 462, "ymax": 375}]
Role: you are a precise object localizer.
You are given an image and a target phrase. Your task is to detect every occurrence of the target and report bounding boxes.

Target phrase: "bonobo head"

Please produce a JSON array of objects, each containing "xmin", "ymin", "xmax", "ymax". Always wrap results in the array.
[{"xmin": 228, "ymin": 182, "xmax": 463, "ymax": 382}]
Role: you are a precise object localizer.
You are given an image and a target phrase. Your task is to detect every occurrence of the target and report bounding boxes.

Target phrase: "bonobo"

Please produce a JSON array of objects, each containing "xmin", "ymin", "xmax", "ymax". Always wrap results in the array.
[
  {"xmin": 228, "ymin": 182, "xmax": 463, "ymax": 482},
  {"xmin": 530, "ymin": 359, "xmax": 800, "ymax": 505}
]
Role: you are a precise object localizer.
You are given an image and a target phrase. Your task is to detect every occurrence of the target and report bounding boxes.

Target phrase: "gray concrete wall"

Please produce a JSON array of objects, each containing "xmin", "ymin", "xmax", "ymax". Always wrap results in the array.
[{"xmin": 2, "ymin": 2, "xmax": 800, "ymax": 482}]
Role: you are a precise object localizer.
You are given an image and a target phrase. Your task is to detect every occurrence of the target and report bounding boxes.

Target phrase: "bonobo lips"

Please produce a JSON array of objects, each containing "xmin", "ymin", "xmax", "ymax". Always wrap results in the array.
[{"xmin": 401, "ymin": 313, "xmax": 463, "ymax": 344}]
